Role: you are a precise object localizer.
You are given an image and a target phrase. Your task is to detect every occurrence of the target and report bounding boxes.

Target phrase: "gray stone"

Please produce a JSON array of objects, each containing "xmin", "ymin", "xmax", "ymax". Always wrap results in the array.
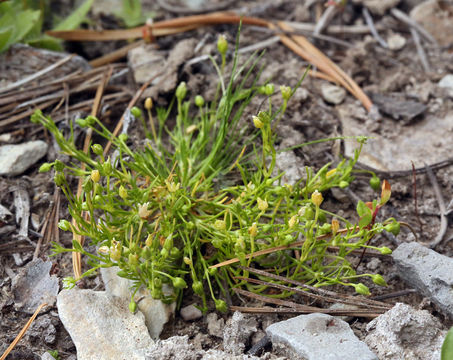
[
  {"xmin": 41, "ymin": 353, "xmax": 57, "ymax": 360},
  {"xmin": 27, "ymin": 314, "xmax": 56, "ymax": 345},
  {"xmin": 353, "ymin": 0, "xmax": 400, "ymax": 15},
  {"xmin": 57, "ymin": 289, "xmax": 153, "ymax": 360},
  {"xmin": 438, "ymin": 74, "xmax": 453, "ymax": 98},
  {"xmin": 206, "ymin": 312, "xmax": 225, "ymax": 338},
  {"xmin": 365, "ymin": 303, "xmax": 445, "ymax": 360},
  {"xmin": 266, "ymin": 313, "xmax": 377, "ymax": 360},
  {"xmin": 223, "ymin": 311, "xmax": 258, "ymax": 355},
  {"xmin": 12, "ymin": 259, "xmax": 59, "ymax": 314},
  {"xmin": 392, "ymin": 241, "xmax": 453, "ymax": 318},
  {"xmin": 0, "ymin": 140, "xmax": 47, "ymax": 176},
  {"xmin": 321, "ymin": 84, "xmax": 346, "ymax": 105},
  {"xmin": 340, "ymin": 104, "xmax": 453, "ymax": 172},
  {"xmin": 273, "ymin": 151, "xmax": 306, "ymax": 186},
  {"xmin": 180, "ymin": 304, "xmax": 203, "ymax": 321},
  {"xmin": 387, "ymin": 33, "xmax": 406, "ymax": 51},
  {"xmin": 145, "ymin": 335, "xmax": 261, "ymax": 360},
  {"xmin": 101, "ymin": 267, "xmax": 175, "ymax": 339}
]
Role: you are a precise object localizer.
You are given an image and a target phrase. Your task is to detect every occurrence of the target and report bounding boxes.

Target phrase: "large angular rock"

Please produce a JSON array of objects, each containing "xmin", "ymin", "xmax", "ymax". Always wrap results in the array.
[
  {"xmin": 12, "ymin": 259, "xmax": 59, "ymax": 314},
  {"xmin": 266, "ymin": 313, "xmax": 377, "ymax": 360},
  {"xmin": 392, "ymin": 241, "xmax": 453, "ymax": 319},
  {"xmin": 365, "ymin": 303, "xmax": 445, "ymax": 360},
  {"xmin": 57, "ymin": 289, "xmax": 153, "ymax": 360},
  {"xmin": 0, "ymin": 140, "xmax": 47, "ymax": 176},
  {"xmin": 101, "ymin": 267, "xmax": 175, "ymax": 339}
]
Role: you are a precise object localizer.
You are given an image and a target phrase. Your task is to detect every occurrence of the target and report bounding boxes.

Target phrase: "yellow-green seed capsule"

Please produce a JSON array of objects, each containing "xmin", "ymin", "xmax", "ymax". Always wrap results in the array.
[
  {"xmin": 257, "ymin": 197, "xmax": 268, "ymax": 211},
  {"xmin": 280, "ymin": 85, "xmax": 292, "ymax": 101},
  {"xmin": 252, "ymin": 115, "xmax": 264, "ymax": 129},
  {"xmin": 311, "ymin": 190, "xmax": 323, "ymax": 207},
  {"xmin": 39, "ymin": 163, "xmax": 53, "ymax": 173},
  {"xmin": 176, "ymin": 82, "xmax": 187, "ymax": 100},
  {"xmin": 145, "ymin": 97, "xmax": 153, "ymax": 110},
  {"xmin": 119, "ymin": 185, "xmax": 128, "ymax": 199},
  {"xmin": 354, "ymin": 283, "xmax": 370, "ymax": 296},
  {"xmin": 90, "ymin": 169, "xmax": 100, "ymax": 183},
  {"xmin": 248, "ymin": 222, "xmax": 258, "ymax": 238},
  {"xmin": 194, "ymin": 95, "xmax": 205, "ymax": 107},
  {"xmin": 288, "ymin": 215, "xmax": 298, "ymax": 229},
  {"xmin": 217, "ymin": 34, "xmax": 228, "ymax": 56}
]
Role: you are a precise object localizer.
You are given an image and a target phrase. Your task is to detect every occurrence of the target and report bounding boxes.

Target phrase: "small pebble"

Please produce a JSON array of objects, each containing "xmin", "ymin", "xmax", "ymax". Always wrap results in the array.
[
  {"xmin": 180, "ymin": 304, "xmax": 203, "ymax": 321},
  {"xmin": 321, "ymin": 84, "xmax": 346, "ymax": 105},
  {"xmin": 387, "ymin": 34, "xmax": 406, "ymax": 51}
]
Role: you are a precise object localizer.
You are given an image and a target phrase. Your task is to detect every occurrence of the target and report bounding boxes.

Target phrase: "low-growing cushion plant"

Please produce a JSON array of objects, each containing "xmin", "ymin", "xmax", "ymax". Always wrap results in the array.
[{"xmin": 32, "ymin": 31, "xmax": 400, "ymax": 312}]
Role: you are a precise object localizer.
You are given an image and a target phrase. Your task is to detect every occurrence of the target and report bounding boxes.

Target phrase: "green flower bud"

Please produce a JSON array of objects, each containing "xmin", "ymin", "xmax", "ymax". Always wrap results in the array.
[
  {"xmin": 129, "ymin": 300, "xmax": 137, "ymax": 313},
  {"xmin": 192, "ymin": 281, "xmax": 204, "ymax": 296},
  {"xmin": 160, "ymin": 248, "xmax": 168, "ymax": 258},
  {"xmin": 385, "ymin": 221, "xmax": 400, "ymax": 236},
  {"xmin": 379, "ymin": 246, "xmax": 392, "ymax": 255},
  {"xmin": 128, "ymin": 253, "xmax": 139, "ymax": 267},
  {"xmin": 264, "ymin": 83, "xmax": 274, "ymax": 96},
  {"xmin": 172, "ymin": 277, "xmax": 187, "ymax": 289},
  {"xmin": 217, "ymin": 34, "xmax": 228, "ymax": 56},
  {"xmin": 369, "ymin": 176, "xmax": 381, "ymax": 191},
  {"xmin": 103, "ymin": 161, "xmax": 112, "ymax": 176},
  {"xmin": 118, "ymin": 133, "xmax": 128, "ymax": 142},
  {"xmin": 176, "ymin": 82, "xmax": 187, "ymax": 101},
  {"xmin": 91, "ymin": 144, "xmax": 103, "ymax": 156},
  {"xmin": 75, "ymin": 118, "xmax": 87, "ymax": 127},
  {"xmin": 280, "ymin": 85, "xmax": 292, "ymax": 101},
  {"xmin": 163, "ymin": 236, "xmax": 173, "ymax": 251},
  {"xmin": 252, "ymin": 115, "xmax": 264, "ymax": 129},
  {"xmin": 54, "ymin": 159, "xmax": 65, "ymax": 172},
  {"xmin": 170, "ymin": 247, "xmax": 180, "ymax": 258},
  {"xmin": 339, "ymin": 181, "xmax": 349, "ymax": 189},
  {"xmin": 354, "ymin": 283, "xmax": 370, "ymax": 296},
  {"xmin": 154, "ymin": 277, "xmax": 162, "ymax": 289},
  {"xmin": 85, "ymin": 115, "xmax": 97, "ymax": 126},
  {"xmin": 39, "ymin": 163, "xmax": 53, "ymax": 173},
  {"xmin": 90, "ymin": 169, "xmax": 100, "ymax": 183},
  {"xmin": 130, "ymin": 106, "xmax": 142, "ymax": 118},
  {"xmin": 82, "ymin": 177, "xmax": 93, "ymax": 192},
  {"xmin": 54, "ymin": 172, "xmax": 65, "ymax": 187},
  {"xmin": 195, "ymin": 95, "xmax": 205, "ymax": 107},
  {"xmin": 208, "ymin": 267, "xmax": 217, "ymax": 276},
  {"xmin": 81, "ymin": 202, "xmax": 89, "ymax": 211},
  {"xmin": 58, "ymin": 219, "xmax": 71, "ymax": 231},
  {"xmin": 215, "ymin": 299, "xmax": 227, "ymax": 312},
  {"xmin": 30, "ymin": 110, "xmax": 43, "ymax": 124},
  {"xmin": 371, "ymin": 274, "xmax": 387, "ymax": 286},
  {"xmin": 214, "ymin": 219, "xmax": 226, "ymax": 231}
]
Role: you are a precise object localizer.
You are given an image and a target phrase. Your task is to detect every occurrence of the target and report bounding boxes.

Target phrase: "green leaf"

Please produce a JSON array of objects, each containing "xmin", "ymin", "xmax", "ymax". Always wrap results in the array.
[
  {"xmin": 115, "ymin": 0, "xmax": 155, "ymax": 27},
  {"xmin": 356, "ymin": 200, "xmax": 371, "ymax": 217},
  {"xmin": 0, "ymin": 27, "xmax": 13, "ymax": 52},
  {"xmin": 442, "ymin": 327, "xmax": 453, "ymax": 360},
  {"xmin": 27, "ymin": 35, "xmax": 63, "ymax": 51},
  {"xmin": 72, "ymin": 239, "xmax": 83, "ymax": 252},
  {"xmin": 53, "ymin": 0, "xmax": 95, "ymax": 31},
  {"xmin": 358, "ymin": 214, "xmax": 372, "ymax": 229}
]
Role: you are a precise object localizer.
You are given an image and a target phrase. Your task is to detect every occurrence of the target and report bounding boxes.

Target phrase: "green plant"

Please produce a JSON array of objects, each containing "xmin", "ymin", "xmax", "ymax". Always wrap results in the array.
[
  {"xmin": 47, "ymin": 350, "xmax": 61, "ymax": 360},
  {"xmin": 115, "ymin": 0, "xmax": 155, "ymax": 28},
  {"xmin": 0, "ymin": 0, "xmax": 94, "ymax": 53},
  {"xmin": 32, "ymin": 32, "xmax": 399, "ymax": 312},
  {"xmin": 442, "ymin": 327, "xmax": 453, "ymax": 360}
]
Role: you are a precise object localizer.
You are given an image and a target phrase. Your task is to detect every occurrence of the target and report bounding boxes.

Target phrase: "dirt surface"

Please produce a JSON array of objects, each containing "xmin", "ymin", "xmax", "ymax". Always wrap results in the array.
[{"xmin": 2, "ymin": 0, "xmax": 453, "ymax": 359}]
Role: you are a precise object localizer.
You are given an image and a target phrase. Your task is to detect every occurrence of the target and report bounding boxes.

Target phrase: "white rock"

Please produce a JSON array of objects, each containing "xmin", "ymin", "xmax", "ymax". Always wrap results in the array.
[
  {"xmin": 365, "ymin": 303, "xmax": 446, "ymax": 360},
  {"xmin": 101, "ymin": 267, "xmax": 175, "ymax": 339},
  {"xmin": 0, "ymin": 140, "xmax": 47, "ymax": 176},
  {"xmin": 387, "ymin": 33, "xmax": 406, "ymax": 50},
  {"xmin": 223, "ymin": 312, "xmax": 258, "ymax": 355},
  {"xmin": 180, "ymin": 304, "xmax": 203, "ymax": 321},
  {"xmin": 57, "ymin": 289, "xmax": 153, "ymax": 360},
  {"xmin": 266, "ymin": 313, "xmax": 377, "ymax": 360},
  {"xmin": 206, "ymin": 312, "xmax": 224, "ymax": 338},
  {"xmin": 321, "ymin": 84, "xmax": 346, "ymax": 105}
]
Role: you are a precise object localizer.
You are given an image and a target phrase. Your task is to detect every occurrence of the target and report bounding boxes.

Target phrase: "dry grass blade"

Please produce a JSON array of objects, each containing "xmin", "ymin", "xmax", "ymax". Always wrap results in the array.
[
  {"xmin": 235, "ymin": 275, "xmax": 391, "ymax": 310},
  {"xmin": 275, "ymin": 21, "xmax": 372, "ymax": 111},
  {"xmin": 238, "ymin": 266, "xmax": 391, "ymax": 309},
  {"xmin": 232, "ymin": 288, "xmax": 384, "ymax": 318},
  {"xmin": 72, "ymin": 67, "xmax": 113, "ymax": 280},
  {"xmin": 230, "ymin": 305, "xmax": 383, "ymax": 318},
  {"xmin": 0, "ymin": 303, "xmax": 47, "ymax": 360}
]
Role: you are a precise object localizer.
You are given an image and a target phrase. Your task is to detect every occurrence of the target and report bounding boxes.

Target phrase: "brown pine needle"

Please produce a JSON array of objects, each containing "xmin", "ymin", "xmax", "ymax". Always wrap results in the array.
[{"xmin": 0, "ymin": 303, "xmax": 47, "ymax": 360}]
